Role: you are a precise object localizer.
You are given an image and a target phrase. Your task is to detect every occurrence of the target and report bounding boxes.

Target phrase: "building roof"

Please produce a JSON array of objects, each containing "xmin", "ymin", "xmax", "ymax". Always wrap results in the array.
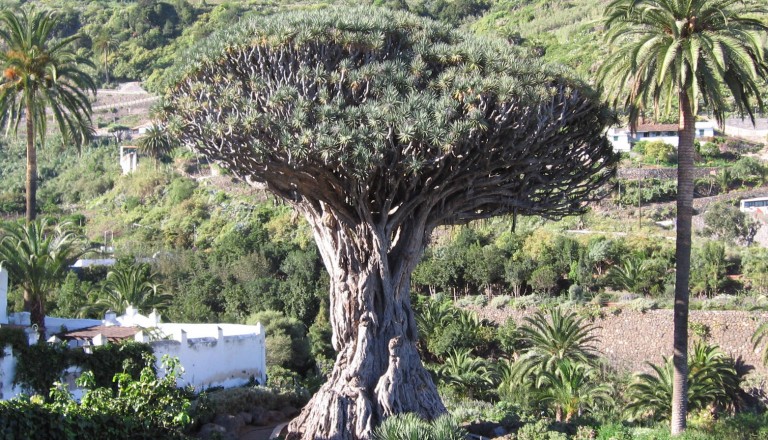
[{"xmin": 61, "ymin": 325, "xmax": 141, "ymax": 342}]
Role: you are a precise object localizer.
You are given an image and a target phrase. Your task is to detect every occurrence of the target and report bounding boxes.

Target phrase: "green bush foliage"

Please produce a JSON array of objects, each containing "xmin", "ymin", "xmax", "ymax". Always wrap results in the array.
[{"xmin": 0, "ymin": 355, "xmax": 190, "ymax": 439}]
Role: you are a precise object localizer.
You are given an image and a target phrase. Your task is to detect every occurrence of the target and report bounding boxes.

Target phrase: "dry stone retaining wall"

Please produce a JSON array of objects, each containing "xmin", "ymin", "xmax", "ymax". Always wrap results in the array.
[
  {"xmin": 466, "ymin": 306, "xmax": 768, "ymax": 380},
  {"xmin": 617, "ymin": 167, "xmax": 720, "ymax": 181}
]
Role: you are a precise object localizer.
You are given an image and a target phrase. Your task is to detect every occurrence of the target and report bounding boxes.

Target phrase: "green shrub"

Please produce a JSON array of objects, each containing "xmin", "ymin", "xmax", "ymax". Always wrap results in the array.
[
  {"xmin": 373, "ymin": 413, "xmax": 467, "ymax": 440},
  {"xmin": 0, "ymin": 356, "xmax": 190, "ymax": 439},
  {"xmin": 490, "ymin": 295, "xmax": 512, "ymax": 309},
  {"xmin": 517, "ymin": 419, "xmax": 567, "ymax": 440}
]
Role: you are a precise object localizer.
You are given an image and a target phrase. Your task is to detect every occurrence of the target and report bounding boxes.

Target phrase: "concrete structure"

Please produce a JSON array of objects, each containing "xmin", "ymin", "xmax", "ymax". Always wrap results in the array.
[
  {"xmin": 120, "ymin": 145, "xmax": 139, "ymax": 174},
  {"xmin": 607, "ymin": 121, "xmax": 716, "ymax": 152},
  {"xmin": 0, "ymin": 271, "xmax": 266, "ymax": 399},
  {"xmin": 721, "ymin": 117, "xmax": 768, "ymax": 141}
]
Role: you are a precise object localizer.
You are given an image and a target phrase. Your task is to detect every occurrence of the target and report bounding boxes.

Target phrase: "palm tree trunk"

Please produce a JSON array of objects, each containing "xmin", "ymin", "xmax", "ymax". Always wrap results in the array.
[
  {"xmin": 671, "ymin": 92, "xmax": 694, "ymax": 436},
  {"xmin": 25, "ymin": 99, "xmax": 36, "ymax": 223}
]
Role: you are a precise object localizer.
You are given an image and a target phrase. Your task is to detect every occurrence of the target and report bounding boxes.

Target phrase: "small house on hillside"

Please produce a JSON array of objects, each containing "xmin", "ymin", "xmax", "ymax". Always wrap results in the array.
[{"xmin": 607, "ymin": 121, "xmax": 716, "ymax": 152}]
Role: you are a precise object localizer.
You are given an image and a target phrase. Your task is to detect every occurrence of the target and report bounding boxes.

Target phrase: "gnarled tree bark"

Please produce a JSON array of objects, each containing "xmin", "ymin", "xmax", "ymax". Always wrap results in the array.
[{"xmin": 287, "ymin": 209, "xmax": 444, "ymax": 438}]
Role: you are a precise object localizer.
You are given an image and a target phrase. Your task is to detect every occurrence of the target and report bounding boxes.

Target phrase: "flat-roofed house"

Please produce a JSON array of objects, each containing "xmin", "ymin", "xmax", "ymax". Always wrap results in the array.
[{"xmin": 607, "ymin": 121, "xmax": 716, "ymax": 153}]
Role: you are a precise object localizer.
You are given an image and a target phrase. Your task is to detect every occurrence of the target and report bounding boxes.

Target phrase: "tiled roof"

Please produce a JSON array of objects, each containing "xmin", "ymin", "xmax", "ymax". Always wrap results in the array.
[{"xmin": 61, "ymin": 325, "xmax": 141, "ymax": 342}]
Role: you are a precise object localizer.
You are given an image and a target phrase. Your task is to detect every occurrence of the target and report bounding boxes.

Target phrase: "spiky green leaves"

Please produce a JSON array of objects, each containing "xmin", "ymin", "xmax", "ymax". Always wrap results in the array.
[
  {"xmin": 165, "ymin": 7, "xmax": 616, "ymax": 228},
  {"xmin": 598, "ymin": 0, "xmax": 768, "ymax": 125}
]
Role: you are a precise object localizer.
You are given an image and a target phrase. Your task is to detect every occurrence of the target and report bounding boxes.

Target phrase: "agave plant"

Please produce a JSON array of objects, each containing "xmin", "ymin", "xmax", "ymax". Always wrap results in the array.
[
  {"xmin": 625, "ymin": 342, "xmax": 743, "ymax": 421},
  {"xmin": 373, "ymin": 413, "xmax": 467, "ymax": 440}
]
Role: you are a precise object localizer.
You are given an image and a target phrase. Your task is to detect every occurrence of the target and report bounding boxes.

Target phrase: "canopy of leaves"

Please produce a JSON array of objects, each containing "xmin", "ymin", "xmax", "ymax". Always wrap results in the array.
[{"xmin": 164, "ymin": 7, "xmax": 616, "ymax": 230}]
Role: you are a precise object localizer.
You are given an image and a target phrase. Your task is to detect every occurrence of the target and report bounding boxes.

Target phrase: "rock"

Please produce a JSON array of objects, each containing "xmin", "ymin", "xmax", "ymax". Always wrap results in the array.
[
  {"xmin": 493, "ymin": 426, "xmax": 508, "ymax": 436},
  {"xmin": 251, "ymin": 407, "xmax": 267, "ymax": 425},
  {"xmin": 465, "ymin": 421, "xmax": 506, "ymax": 437},
  {"xmin": 198, "ymin": 423, "xmax": 226, "ymax": 439},
  {"xmin": 213, "ymin": 413, "xmax": 246, "ymax": 433},
  {"xmin": 281, "ymin": 405, "xmax": 300, "ymax": 418},
  {"xmin": 265, "ymin": 410, "xmax": 285, "ymax": 424},
  {"xmin": 238, "ymin": 411, "xmax": 253, "ymax": 425}
]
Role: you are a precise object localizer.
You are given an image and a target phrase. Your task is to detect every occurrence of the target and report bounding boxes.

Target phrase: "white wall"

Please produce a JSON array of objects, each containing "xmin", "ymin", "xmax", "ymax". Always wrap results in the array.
[
  {"xmin": 0, "ymin": 346, "xmax": 23, "ymax": 400},
  {"xmin": 147, "ymin": 323, "xmax": 266, "ymax": 390},
  {"xmin": 0, "ymin": 322, "xmax": 266, "ymax": 400},
  {"xmin": 0, "ymin": 269, "xmax": 7, "ymax": 325}
]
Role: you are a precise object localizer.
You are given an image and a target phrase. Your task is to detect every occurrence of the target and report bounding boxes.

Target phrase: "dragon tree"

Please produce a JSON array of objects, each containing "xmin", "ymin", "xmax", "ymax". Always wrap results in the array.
[{"xmin": 163, "ymin": 8, "xmax": 617, "ymax": 439}]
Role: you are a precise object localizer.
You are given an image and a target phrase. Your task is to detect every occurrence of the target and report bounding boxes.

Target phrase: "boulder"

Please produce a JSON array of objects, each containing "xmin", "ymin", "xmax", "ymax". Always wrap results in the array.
[
  {"xmin": 281, "ymin": 405, "xmax": 300, "ymax": 418},
  {"xmin": 213, "ymin": 413, "xmax": 246, "ymax": 433}
]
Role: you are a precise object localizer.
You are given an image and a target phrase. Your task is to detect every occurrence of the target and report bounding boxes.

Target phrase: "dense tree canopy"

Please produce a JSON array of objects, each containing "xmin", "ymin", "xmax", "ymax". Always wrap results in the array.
[{"xmin": 164, "ymin": 7, "xmax": 616, "ymax": 439}]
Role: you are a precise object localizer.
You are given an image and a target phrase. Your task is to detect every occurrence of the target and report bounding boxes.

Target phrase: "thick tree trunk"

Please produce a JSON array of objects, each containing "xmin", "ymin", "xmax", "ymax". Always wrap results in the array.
[
  {"xmin": 286, "ymin": 210, "xmax": 446, "ymax": 440},
  {"xmin": 25, "ymin": 100, "xmax": 37, "ymax": 224},
  {"xmin": 671, "ymin": 93, "xmax": 694, "ymax": 436}
]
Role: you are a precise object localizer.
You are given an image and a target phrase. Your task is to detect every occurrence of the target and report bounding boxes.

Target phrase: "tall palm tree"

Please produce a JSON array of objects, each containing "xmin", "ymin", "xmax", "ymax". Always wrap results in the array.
[
  {"xmin": 0, "ymin": 219, "xmax": 88, "ymax": 330},
  {"xmin": 598, "ymin": 0, "xmax": 768, "ymax": 434},
  {"xmin": 93, "ymin": 31, "xmax": 118, "ymax": 84},
  {"xmin": 0, "ymin": 7, "xmax": 96, "ymax": 223}
]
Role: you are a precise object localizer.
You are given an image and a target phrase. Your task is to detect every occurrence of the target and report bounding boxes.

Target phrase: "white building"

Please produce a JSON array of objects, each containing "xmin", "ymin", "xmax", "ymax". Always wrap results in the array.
[
  {"xmin": 0, "ymin": 269, "xmax": 266, "ymax": 400},
  {"xmin": 607, "ymin": 121, "xmax": 716, "ymax": 153}
]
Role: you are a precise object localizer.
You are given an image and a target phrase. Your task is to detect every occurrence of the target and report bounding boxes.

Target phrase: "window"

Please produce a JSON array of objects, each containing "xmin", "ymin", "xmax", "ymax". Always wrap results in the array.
[
  {"xmin": 698, "ymin": 129, "xmax": 705, "ymax": 136},
  {"xmin": 613, "ymin": 136, "xmax": 619, "ymax": 141}
]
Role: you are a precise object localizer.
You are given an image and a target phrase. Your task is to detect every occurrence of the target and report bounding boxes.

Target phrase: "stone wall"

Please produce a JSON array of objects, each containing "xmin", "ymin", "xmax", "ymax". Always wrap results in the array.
[
  {"xmin": 617, "ymin": 167, "xmax": 720, "ymax": 181},
  {"xmin": 466, "ymin": 306, "xmax": 768, "ymax": 379}
]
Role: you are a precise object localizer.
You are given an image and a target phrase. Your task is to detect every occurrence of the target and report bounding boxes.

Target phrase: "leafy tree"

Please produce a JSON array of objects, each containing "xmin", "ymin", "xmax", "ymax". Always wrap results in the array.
[
  {"xmin": 641, "ymin": 140, "xmax": 676, "ymax": 164},
  {"xmin": 690, "ymin": 241, "xmax": 729, "ymax": 297},
  {"xmin": 730, "ymin": 157, "xmax": 765, "ymax": 186},
  {"xmin": 164, "ymin": 8, "xmax": 616, "ymax": 437},
  {"xmin": 598, "ymin": 0, "xmax": 768, "ymax": 433},
  {"xmin": 742, "ymin": 247, "xmax": 768, "ymax": 295},
  {"xmin": 0, "ymin": 219, "xmax": 88, "ymax": 330},
  {"xmin": 0, "ymin": 7, "xmax": 96, "ymax": 223},
  {"xmin": 246, "ymin": 310, "xmax": 311, "ymax": 372},
  {"xmin": 702, "ymin": 202, "xmax": 757, "ymax": 245},
  {"xmin": 529, "ymin": 265, "xmax": 559, "ymax": 295}
]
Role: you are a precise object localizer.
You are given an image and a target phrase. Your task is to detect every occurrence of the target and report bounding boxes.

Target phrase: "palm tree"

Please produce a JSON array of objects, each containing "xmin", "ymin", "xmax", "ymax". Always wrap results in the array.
[
  {"xmin": 598, "ymin": 0, "xmax": 768, "ymax": 433},
  {"xmin": 93, "ymin": 31, "xmax": 118, "ymax": 84},
  {"xmin": 0, "ymin": 7, "xmax": 96, "ymax": 223},
  {"xmin": 0, "ymin": 219, "xmax": 88, "ymax": 330},
  {"xmin": 751, "ymin": 322, "xmax": 768, "ymax": 367},
  {"xmin": 625, "ymin": 342, "xmax": 742, "ymax": 422},
  {"xmin": 436, "ymin": 348, "xmax": 495, "ymax": 399},
  {"xmin": 535, "ymin": 360, "xmax": 613, "ymax": 422},
  {"xmin": 83, "ymin": 263, "xmax": 172, "ymax": 317},
  {"xmin": 137, "ymin": 123, "xmax": 174, "ymax": 166},
  {"xmin": 514, "ymin": 308, "xmax": 599, "ymax": 380}
]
